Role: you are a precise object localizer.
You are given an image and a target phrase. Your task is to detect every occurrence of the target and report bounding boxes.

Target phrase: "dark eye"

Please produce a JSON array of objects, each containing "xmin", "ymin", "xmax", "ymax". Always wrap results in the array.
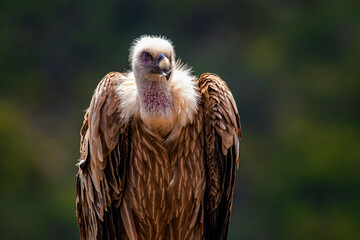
[{"xmin": 143, "ymin": 52, "xmax": 152, "ymax": 59}]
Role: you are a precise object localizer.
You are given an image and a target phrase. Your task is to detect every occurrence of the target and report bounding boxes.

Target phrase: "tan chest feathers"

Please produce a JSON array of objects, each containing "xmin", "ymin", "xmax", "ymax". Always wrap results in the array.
[{"xmin": 123, "ymin": 119, "xmax": 206, "ymax": 239}]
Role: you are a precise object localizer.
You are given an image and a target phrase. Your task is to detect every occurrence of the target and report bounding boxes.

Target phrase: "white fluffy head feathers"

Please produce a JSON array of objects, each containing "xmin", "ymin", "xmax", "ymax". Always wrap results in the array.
[{"xmin": 129, "ymin": 35, "xmax": 175, "ymax": 69}]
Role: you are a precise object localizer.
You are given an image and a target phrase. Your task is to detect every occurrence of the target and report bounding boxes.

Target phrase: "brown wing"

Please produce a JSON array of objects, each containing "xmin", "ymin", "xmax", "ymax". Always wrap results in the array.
[
  {"xmin": 76, "ymin": 72, "xmax": 131, "ymax": 240},
  {"xmin": 199, "ymin": 73, "xmax": 241, "ymax": 240}
]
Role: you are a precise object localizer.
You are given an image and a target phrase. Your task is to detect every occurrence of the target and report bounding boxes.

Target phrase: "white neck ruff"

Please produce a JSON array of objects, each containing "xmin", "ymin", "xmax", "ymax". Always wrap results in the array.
[{"xmin": 117, "ymin": 63, "xmax": 199, "ymax": 134}]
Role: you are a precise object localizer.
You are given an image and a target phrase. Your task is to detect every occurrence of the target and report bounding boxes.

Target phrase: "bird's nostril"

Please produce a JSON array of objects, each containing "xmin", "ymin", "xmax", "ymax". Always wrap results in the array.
[{"xmin": 157, "ymin": 54, "xmax": 166, "ymax": 63}]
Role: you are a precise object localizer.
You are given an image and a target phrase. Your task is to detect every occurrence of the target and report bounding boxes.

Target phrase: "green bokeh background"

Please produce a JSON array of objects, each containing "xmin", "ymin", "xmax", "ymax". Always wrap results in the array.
[{"xmin": 1, "ymin": 0, "xmax": 359, "ymax": 239}]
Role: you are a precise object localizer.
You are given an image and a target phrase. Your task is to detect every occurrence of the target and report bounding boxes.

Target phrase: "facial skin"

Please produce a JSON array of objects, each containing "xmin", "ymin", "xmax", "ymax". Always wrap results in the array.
[{"xmin": 136, "ymin": 50, "xmax": 173, "ymax": 81}]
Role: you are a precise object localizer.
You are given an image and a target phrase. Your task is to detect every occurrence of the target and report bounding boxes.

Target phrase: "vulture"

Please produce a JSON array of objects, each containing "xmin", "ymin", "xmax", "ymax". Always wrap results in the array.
[{"xmin": 76, "ymin": 35, "xmax": 241, "ymax": 240}]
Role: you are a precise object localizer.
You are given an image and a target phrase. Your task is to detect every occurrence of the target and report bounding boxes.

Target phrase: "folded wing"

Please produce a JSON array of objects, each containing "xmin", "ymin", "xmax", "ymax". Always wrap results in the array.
[
  {"xmin": 76, "ymin": 72, "xmax": 132, "ymax": 240},
  {"xmin": 199, "ymin": 73, "xmax": 241, "ymax": 240}
]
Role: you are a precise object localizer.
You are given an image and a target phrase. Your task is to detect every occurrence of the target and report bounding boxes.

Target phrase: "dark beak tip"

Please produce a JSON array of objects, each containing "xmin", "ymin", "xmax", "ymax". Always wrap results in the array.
[{"xmin": 165, "ymin": 69, "xmax": 172, "ymax": 80}]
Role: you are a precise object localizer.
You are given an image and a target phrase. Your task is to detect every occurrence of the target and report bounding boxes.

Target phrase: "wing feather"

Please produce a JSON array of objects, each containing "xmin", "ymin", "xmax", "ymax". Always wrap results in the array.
[
  {"xmin": 76, "ymin": 72, "xmax": 132, "ymax": 240},
  {"xmin": 199, "ymin": 73, "xmax": 241, "ymax": 240}
]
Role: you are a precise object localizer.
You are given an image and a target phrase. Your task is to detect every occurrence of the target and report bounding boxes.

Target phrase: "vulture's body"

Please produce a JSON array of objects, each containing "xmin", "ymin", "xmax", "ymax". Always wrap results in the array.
[{"xmin": 76, "ymin": 36, "xmax": 241, "ymax": 240}]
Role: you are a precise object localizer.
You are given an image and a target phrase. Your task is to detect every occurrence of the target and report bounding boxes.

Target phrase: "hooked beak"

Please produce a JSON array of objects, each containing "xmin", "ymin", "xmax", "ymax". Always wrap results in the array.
[{"xmin": 157, "ymin": 54, "xmax": 172, "ymax": 81}]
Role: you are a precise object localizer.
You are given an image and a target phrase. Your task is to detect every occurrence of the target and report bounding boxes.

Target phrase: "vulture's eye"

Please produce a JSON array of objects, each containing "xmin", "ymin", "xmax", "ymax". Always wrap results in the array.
[{"xmin": 143, "ymin": 52, "xmax": 152, "ymax": 60}]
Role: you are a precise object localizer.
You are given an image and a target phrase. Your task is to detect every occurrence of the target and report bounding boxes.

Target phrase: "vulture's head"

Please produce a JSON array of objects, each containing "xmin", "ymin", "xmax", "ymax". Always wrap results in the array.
[{"xmin": 130, "ymin": 35, "xmax": 175, "ymax": 82}]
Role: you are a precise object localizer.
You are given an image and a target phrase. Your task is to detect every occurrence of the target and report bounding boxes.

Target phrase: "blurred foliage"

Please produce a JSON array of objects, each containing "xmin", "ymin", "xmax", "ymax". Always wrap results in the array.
[{"xmin": 0, "ymin": 0, "xmax": 359, "ymax": 239}]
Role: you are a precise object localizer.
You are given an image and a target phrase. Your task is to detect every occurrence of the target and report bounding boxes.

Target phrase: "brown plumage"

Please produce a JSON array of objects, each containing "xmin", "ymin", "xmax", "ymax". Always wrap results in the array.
[{"xmin": 76, "ymin": 36, "xmax": 241, "ymax": 240}]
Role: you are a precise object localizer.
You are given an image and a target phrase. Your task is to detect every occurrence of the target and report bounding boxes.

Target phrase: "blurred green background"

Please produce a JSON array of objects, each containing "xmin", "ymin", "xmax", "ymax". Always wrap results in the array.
[{"xmin": 1, "ymin": 0, "xmax": 359, "ymax": 239}]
